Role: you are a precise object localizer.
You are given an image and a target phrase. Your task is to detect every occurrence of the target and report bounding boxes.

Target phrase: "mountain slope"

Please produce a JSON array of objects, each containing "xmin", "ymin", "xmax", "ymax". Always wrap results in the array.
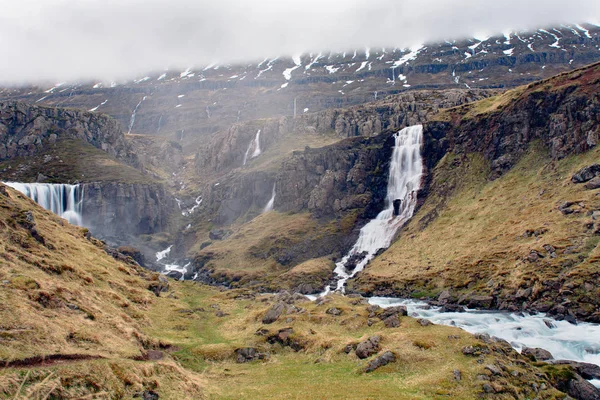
[
  {"xmin": 351, "ymin": 62, "xmax": 600, "ymax": 322},
  {"xmin": 1, "ymin": 23, "xmax": 599, "ymax": 150}
]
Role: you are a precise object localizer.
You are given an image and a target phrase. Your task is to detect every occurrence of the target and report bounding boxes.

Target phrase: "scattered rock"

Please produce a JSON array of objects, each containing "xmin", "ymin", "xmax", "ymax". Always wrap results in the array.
[
  {"xmin": 266, "ymin": 327, "xmax": 304, "ymax": 351},
  {"xmin": 215, "ymin": 311, "xmax": 229, "ymax": 317},
  {"xmin": 522, "ymin": 347, "xmax": 553, "ymax": 361},
  {"xmin": 462, "ymin": 345, "xmax": 489, "ymax": 357},
  {"xmin": 326, "ymin": 307, "xmax": 343, "ymax": 316},
  {"xmin": 356, "ymin": 336, "xmax": 381, "ymax": 359},
  {"xmin": 485, "ymin": 364, "xmax": 503, "ymax": 376},
  {"xmin": 262, "ymin": 302, "xmax": 286, "ymax": 324},
  {"xmin": 365, "ymin": 351, "xmax": 396, "ymax": 373},
  {"xmin": 378, "ymin": 306, "xmax": 407, "ymax": 320},
  {"xmin": 255, "ymin": 328, "xmax": 269, "ymax": 336},
  {"xmin": 453, "ymin": 369, "xmax": 462, "ymax": 381},
  {"xmin": 343, "ymin": 343, "xmax": 357, "ymax": 354},
  {"xmin": 440, "ymin": 304, "xmax": 466, "ymax": 313},
  {"xmin": 235, "ymin": 347, "xmax": 268, "ymax": 363},
  {"xmin": 0, "ymin": 185, "xmax": 7, "ymax": 197},
  {"xmin": 417, "ymin": 318, "xmax": 433, "ymax": 326},
  {"xmin": 134, "ymin": 390, "xmax": 160, "ymax": 400},
  {"xmin": 482, "ymin": 383, "xmax": 494, "ymax": 393}
]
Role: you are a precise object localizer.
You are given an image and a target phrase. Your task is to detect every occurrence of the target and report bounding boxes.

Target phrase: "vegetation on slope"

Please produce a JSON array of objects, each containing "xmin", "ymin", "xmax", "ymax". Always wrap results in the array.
[{"xmin": 0, "ymin": 184, "xmax": 567, "ymax": 399}]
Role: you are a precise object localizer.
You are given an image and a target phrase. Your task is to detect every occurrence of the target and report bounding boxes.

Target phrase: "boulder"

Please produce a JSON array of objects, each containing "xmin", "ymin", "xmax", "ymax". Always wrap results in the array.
[
  {"xmin": 584, "ymin": 177, "xmax": 600, "ymax": 190},
  {"xmin": 383, "ymin": 315, "xmax": 400, "ymax": 328},
  {"xmin": 326, "ymin": 307, "xmax": 343, "ymax": 316},
  {"xmin": 417, "ymin": 318, "xmax": 433, "ymax": 326},
  {"xmin": 551, "ymin": 361, "xmax": 600, "ymax": 380},
  {"xmin": 572, "ymin": 164, "xmax": 600, "ymax": 183},
  {"xmin": 356, "ymin": 336, "xmax": 381, "ymax": 359},
  {"xmin": 365, "ymin": 351, "xmax": 396, "ymax": 373},
  {"xmin": 566, "ymin": 375, "xmax": 600, "ymax": 400},
  {"xmin": 262, "ymin": 302, "xmax": 286, "ymax": 324},
  {"xmin": 522, "ymin": 347, "xmax": 553, "ymax": 361}
]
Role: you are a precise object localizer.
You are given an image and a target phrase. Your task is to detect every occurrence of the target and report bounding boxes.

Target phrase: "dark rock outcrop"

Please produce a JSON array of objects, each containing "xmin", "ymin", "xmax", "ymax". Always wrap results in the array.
[
  {"xmin": 522, "ymin": 347, "xmax": 554, "ymax": 361},
  {"xmin": 82, "ymin": 182, "xmax": 174, "ymax": 240},
  {"xmin": 365, "ymin": 351, "xmax": 396, "ymax": 373},
  {"xmin": 262, "ymin": 302, "xmax": 286, "ymax": 324},
  {"xmin": 0, "ymin": 101, "xmax": 138, "ymax": 167},
  {"xmin": 355, "ymin": 336, "xmax": 381, "ymax": 359}
]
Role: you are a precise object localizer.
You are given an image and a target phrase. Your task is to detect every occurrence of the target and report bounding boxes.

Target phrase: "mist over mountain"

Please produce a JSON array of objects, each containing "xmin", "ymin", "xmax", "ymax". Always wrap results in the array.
[{"xmin": 2, "ymin": 0, "xmax": 600, "ymax": 83}]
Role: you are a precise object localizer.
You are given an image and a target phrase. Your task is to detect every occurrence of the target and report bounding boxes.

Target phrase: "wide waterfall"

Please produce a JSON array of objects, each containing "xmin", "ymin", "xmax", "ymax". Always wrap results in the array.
[
  {"xmin": 3, "ymin": 182, "xmax": 84, "ymax": 226},
  {"xmin": 324, "ymin": 125, "xmax": 423, "ymax": 294},
  {"xmin": 263, "ymin": 183, "xmax": 276, "ymax": 213},
  {"xmin": 243, "ymin": 129, "xmax": 262, "ymax": 165}
]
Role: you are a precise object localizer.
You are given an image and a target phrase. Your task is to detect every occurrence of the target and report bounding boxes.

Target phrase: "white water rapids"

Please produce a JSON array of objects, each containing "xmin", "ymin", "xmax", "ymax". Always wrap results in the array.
[
  {"xmin": 243, "ymin": 129, "xmax": 262, "ymax": 165},
  {"xmin": 3, "ymin": 182, "xmax": 84, "ymax": 226},
  {"xmin": 370, "ymin": 297, "xmax": 600, "ymax": 387},
  {"xmin": 322, "ymin": 125, "xmax": 423, "ymax": 295}
]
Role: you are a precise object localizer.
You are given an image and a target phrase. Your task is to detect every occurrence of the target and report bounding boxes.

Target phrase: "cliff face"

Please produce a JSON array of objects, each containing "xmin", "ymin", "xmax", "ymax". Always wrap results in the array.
[
  {"xmin": 423, "ymin": 63, "xmax": 600, "ymax": 179},
  {"xmin": 275, "ymin": 133, "xmax": 395, "ymax": 219},
  {"xmin": 82, "ymin": 182, "xmax": 174, "ymax": 242},
  {"xmin": 0, "ymin": 101, "xmax": 139, "ymax": 167},
  {"xmin": 196, "ymin": 89, "xmax": 493, "ymax": 174}
]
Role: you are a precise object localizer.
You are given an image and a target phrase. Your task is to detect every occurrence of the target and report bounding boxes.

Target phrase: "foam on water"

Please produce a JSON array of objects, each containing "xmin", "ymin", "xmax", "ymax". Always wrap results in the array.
[{"xmin": 370, "ymin": 297, "xmax": 600, "ymax": 372}]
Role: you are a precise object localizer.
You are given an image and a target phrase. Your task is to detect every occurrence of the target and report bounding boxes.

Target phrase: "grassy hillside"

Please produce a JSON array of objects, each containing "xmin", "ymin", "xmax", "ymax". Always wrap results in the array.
[{"xmin": 0, "ymin": 184, "xmax": 566, "ymax": 399}]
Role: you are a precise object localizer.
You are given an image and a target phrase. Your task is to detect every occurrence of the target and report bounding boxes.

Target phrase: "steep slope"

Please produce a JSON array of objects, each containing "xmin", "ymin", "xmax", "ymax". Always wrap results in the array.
[
  {"xmin": 1, "ymin": 183, "xmax": 567, "ymax": 399},
  {"xmin": 351, "ymin": 62, "xmax": 600, "ymax": 322},
  {"xmin": 1, "ymin": 23, "xmax": 599, "ymax": 148}
]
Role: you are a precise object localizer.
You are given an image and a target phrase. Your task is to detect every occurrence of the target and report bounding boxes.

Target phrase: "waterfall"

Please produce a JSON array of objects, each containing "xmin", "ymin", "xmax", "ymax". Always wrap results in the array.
[
  {"xmin": 323, "ymin": 125, "xmax": 423, "ymax": 294},
  {"xmin": 128, "ymin": 96, "xmax": 147, "ymax": 134},
  {"xmin": 3, "ymin": 182, "xmax": 84, "ymax": 226},
  {"xmin": 263, "ymin": 184, "xmax": 276, "ymax": 213},
  {"xmin": 242, "ymin": 130, "xmax": 262, "ymax": 165}
]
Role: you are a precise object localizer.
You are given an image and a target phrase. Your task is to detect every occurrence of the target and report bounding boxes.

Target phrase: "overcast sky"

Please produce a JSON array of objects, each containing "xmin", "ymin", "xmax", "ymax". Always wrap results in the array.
[{"xmin": 1, "ymin": 0, "xmax": 599, "ymax": 84}]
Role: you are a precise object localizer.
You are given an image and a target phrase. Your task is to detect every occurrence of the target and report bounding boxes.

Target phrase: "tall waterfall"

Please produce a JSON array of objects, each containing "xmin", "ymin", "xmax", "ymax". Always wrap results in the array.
[
  {"xmin": 3, "ymin": 182, "xmax": 84, "ymax": 226},
  {"xmin": 263, "ymin": 184, "xmax": 276, "ymax": 213},
  {"xmin": 324, "ymin": 125, "xmax": 423, "ymax": 294},
  {"xmin": 243, "ymin": 130, "xmax": 262, "ymax": 165}
]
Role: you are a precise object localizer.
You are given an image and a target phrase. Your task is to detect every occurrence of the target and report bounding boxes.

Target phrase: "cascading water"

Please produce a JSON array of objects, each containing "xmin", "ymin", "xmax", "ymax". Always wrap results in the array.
[
  {"xmin": 3, "ymin": 182, "xmax": 84, "ymax": 226},
  {"xmin": 243, "ymin": 129, "xmax": 262, "ymax": 165},
  {"xmin": 263, "ymin": 184, "xmax": 276, "ymax": 213},
  {"xmin": 323, "ymin": 125, "xmax": 423, "ymax": 294},
  {"xmin": 127, "ymin": 96, "xmax": 147, "ymax": 134}
]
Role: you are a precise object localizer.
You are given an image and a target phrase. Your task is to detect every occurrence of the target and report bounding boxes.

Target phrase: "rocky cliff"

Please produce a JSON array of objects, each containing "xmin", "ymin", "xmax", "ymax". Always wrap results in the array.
[
  {"xmin": 196, "ymin": 89, "xmax": 493, "ymax": 174},
  {"xmin": 423, "ymin": 62, "xmax": 600, "ymax": 178},
  {"xmin": 0, "ymin": 100, "xmax": 139, "ymax": 167},
  {"xmin": 82, "ymin": 182, "xmax": 175, "ymax": 242}
]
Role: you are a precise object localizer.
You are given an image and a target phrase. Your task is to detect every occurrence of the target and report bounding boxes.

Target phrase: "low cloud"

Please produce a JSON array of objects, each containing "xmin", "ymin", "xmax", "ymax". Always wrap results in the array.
[{"xmin": 1, "ymin": 0, "xmax": 599, "ymax": 84}]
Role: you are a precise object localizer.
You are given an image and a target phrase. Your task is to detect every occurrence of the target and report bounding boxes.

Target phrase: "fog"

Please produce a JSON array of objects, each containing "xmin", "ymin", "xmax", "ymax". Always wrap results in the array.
[{"xmin": 1, "ymin": 0, "xmax": 599, "ymax": 84}]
